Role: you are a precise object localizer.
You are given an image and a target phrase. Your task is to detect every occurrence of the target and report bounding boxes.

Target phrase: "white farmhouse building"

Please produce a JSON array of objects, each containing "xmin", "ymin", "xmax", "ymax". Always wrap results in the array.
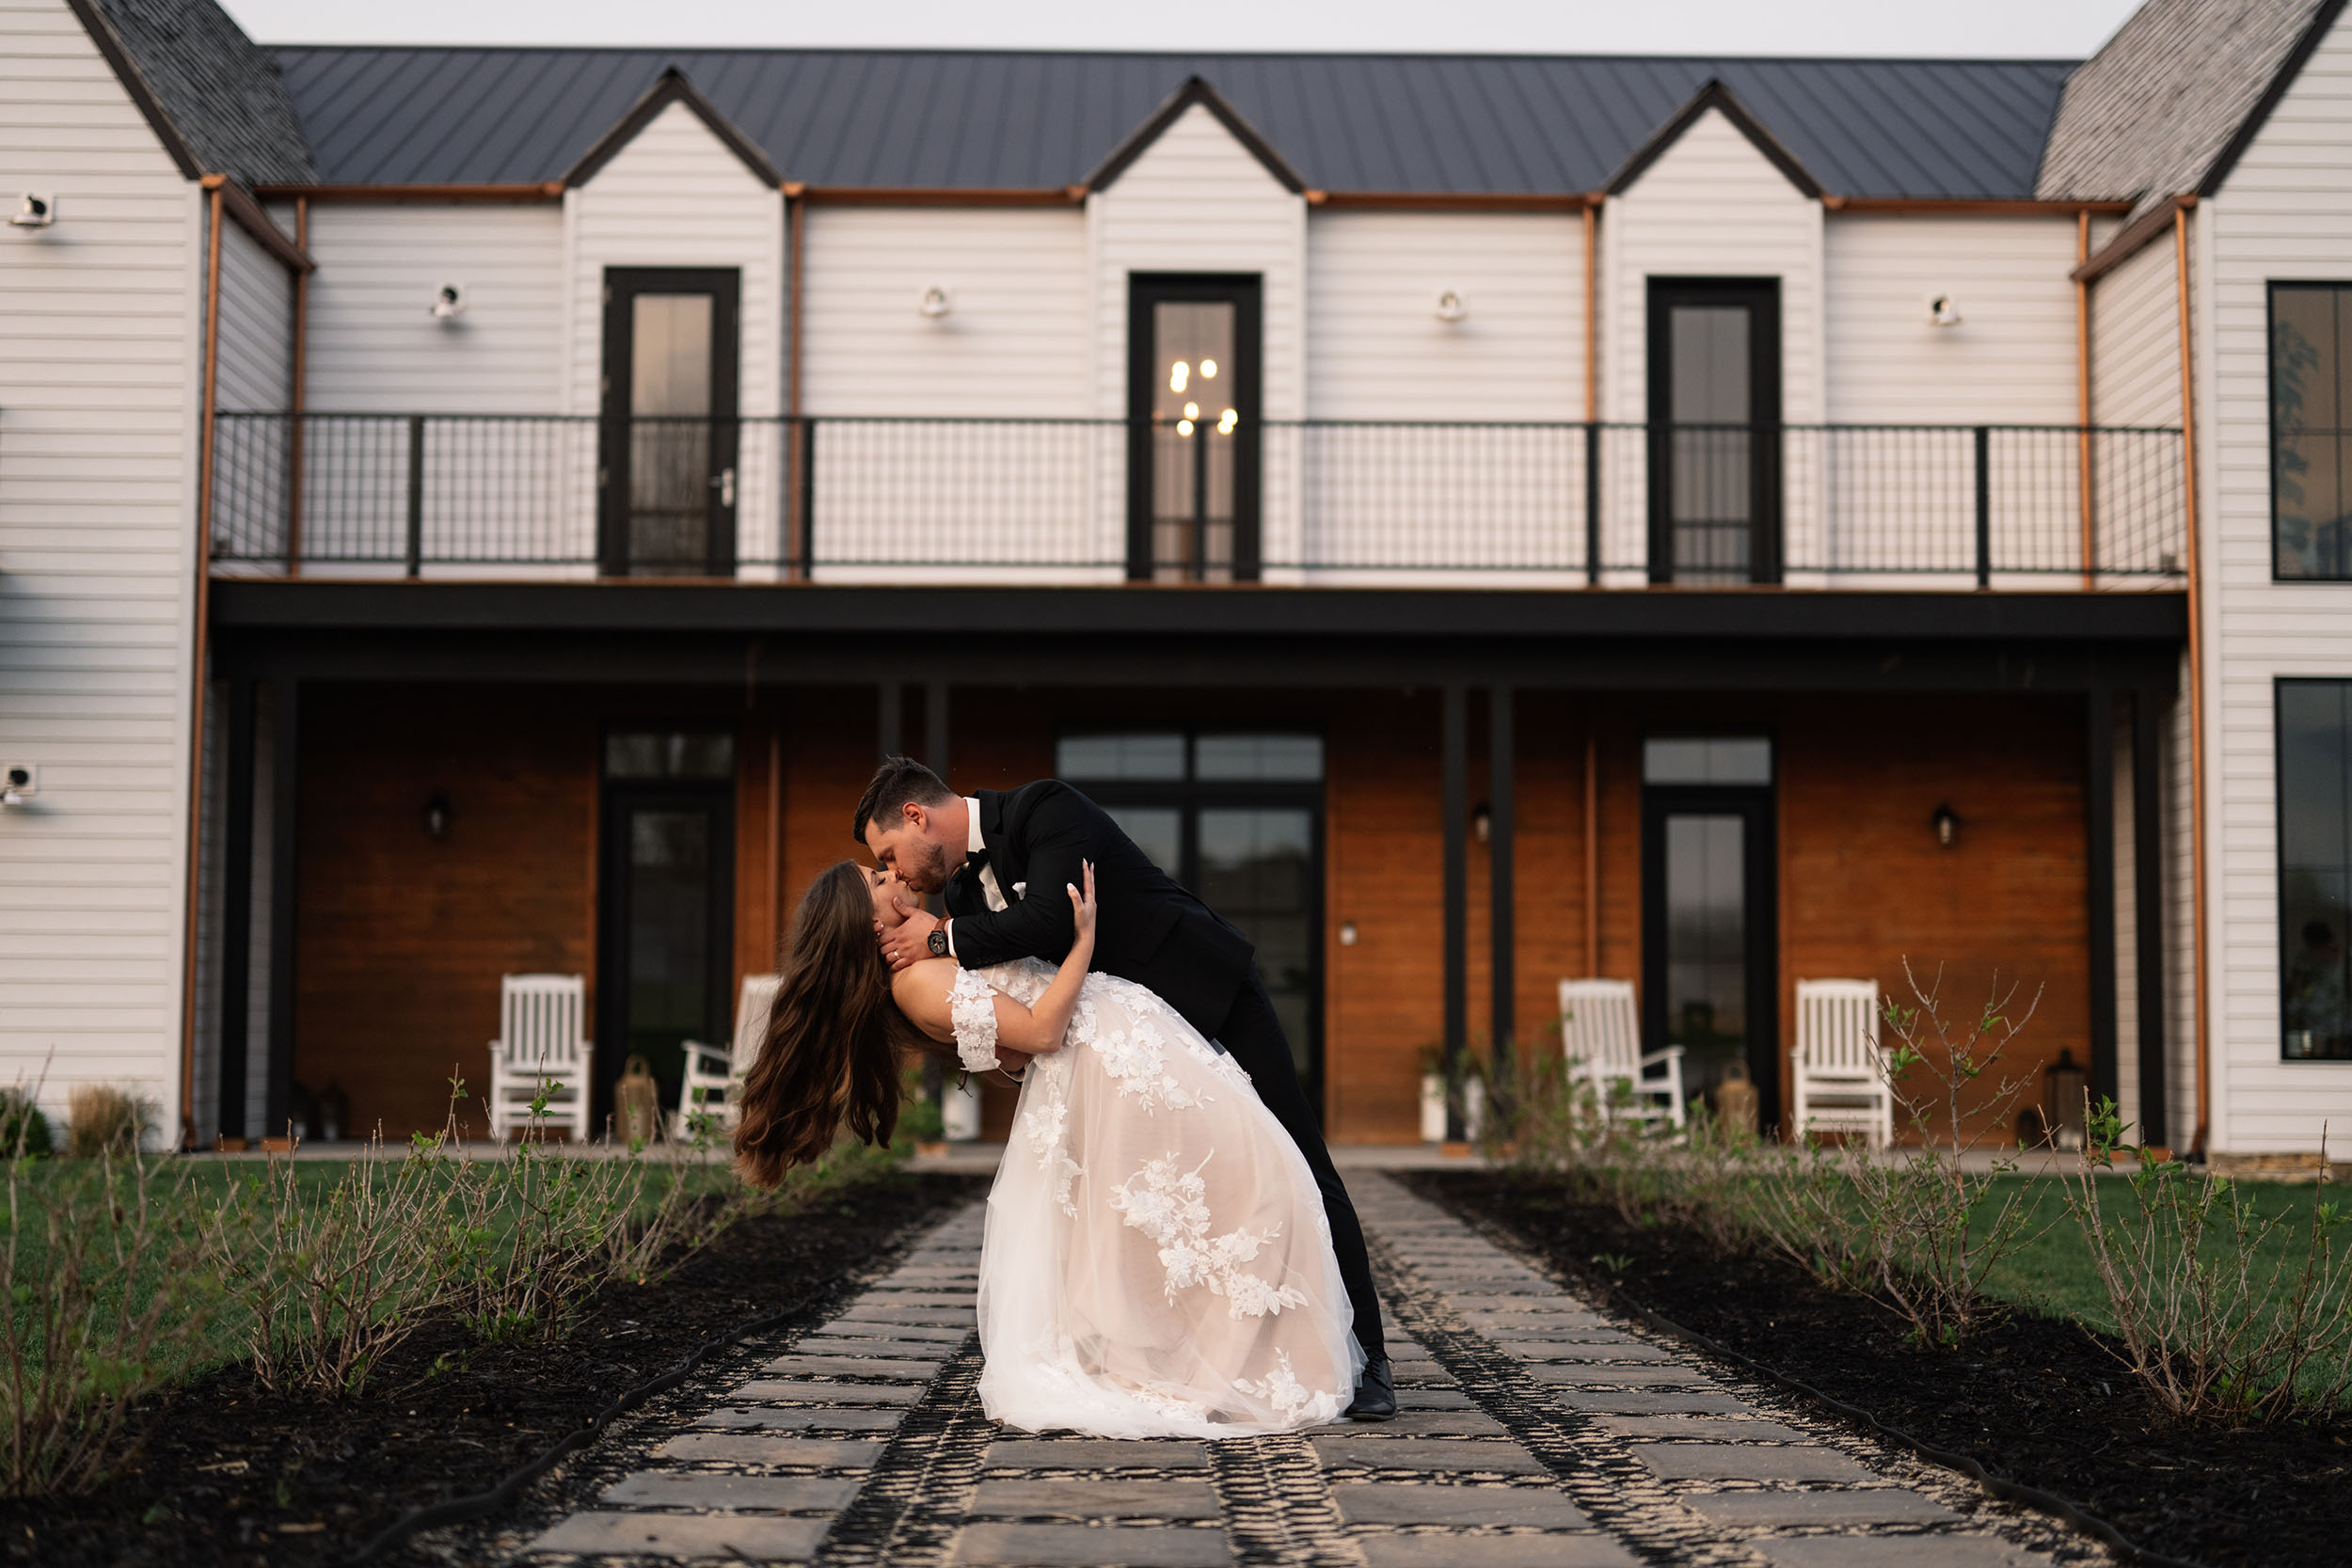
[{"xmin": 0, "ymin": 0, "xmax": 2345, "ymax": 1170}]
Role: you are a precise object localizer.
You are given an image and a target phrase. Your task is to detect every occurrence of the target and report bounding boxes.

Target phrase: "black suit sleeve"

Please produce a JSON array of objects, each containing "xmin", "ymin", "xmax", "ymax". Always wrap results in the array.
[{"xmin": 949, "ymin": 789, "xmax": 1091, "ymax": 971}]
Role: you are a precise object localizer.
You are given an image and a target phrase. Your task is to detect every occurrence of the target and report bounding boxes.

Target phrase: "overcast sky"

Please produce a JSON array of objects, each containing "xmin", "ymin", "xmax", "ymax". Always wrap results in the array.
[{"xmin": 220, "ymin": 0, "xmax": 2143, "ymax": 58}]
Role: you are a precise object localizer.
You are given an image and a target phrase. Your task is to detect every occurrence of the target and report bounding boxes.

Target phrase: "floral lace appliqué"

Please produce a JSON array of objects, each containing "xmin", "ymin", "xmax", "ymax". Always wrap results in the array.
[
  {"xmin": 1018, "ymin": 1051, "xmax": 1083, "ymax": 1217},
  {"xmin": 947, "ymin": 968, "xmax": 1002, "ymax": 1072},
  {"xmin": 1232, "ymin": 1349, "xmax": 1343, "ymax": 1424},
  {"xmin": 1107, "ymin": 1152, "xmax": 1309, "ymax": 1320},
  {"xmin": 1091, "ymin": 1013, "xmax": 1202, "ymax": 1115}
]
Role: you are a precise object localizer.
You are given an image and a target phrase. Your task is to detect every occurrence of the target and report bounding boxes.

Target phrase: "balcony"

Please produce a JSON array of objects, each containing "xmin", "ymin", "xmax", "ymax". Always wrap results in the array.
[{"xmin": 207, "ymin": 414, "xmax": 2186, "ymax": 590}]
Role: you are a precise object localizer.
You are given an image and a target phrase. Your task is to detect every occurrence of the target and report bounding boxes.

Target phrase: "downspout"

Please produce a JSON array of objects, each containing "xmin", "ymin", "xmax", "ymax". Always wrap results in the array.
[
  {"xmin": 2174, "ymin": 203, "xmax": 2212, "ymax": 1159},
  {"xmin": 287, "ymin": 196, "xmax": 309, "ymax": 576},
  {"xmin": 2076, "ymin": 209, "xmax": 2094, "ymax": 589},
  {"xmin": 178, "ymin": 180, "xmax": 226, "ymax": 1146}
]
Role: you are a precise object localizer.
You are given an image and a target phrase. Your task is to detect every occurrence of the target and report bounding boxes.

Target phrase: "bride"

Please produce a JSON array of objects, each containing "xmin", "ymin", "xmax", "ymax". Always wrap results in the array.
[{"xmin": 732, "ymin": 858, "xmax": 1363, "ymax": 1438}]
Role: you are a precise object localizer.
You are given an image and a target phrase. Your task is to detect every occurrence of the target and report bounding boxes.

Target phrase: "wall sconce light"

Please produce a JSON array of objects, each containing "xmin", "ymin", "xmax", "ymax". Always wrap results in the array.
[
  {"xmin": 1471, "ymin": 802, "xmax": 1492, "ymax": 843},
  {"xmin": 1435, "ymin": 289, "xmax": 1468, "ymax": 323},
  {"xmin": 1338, "ymin": 922, "xmax": 1359, "ymax": 947},
  {"xmin": 918, "ymin": 286, "xmax": 951, "ymax": 319},
  {"xmin": 423, "ymin": 791, "xmax": 453, "ymax": 841},
  {"xmin": 431, "ymin": 282, "xmax": 466, "ymax": 320},
  {"xmin": 1927, "ymin": 293, "xmax": 1963, "ymax": 327},
  {"xmin": 1931, "ymin": 802, "xmax": 1961, "ymax": 848},
  {"xmin": 10, "ymin": 193, "xmax": 56, "ymax": 229},
  {"xmin": 1, "ymin": 763, "xmax": 37, "ymax": 808}
]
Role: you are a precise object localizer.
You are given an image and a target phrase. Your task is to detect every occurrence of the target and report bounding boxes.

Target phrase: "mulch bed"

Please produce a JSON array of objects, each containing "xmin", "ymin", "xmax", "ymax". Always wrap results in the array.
[
  {"xmin": 0, "ymin": 1169, "xmax": 980, "ymax": 1568},
  {"xmin": 1409, "ymin": 1170, "xmax": 2352, "ymax": 1568}
]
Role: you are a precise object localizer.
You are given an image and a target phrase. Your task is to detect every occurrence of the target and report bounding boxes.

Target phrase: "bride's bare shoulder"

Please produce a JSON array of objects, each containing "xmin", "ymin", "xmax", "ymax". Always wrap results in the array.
[{"xmin": 891, "ymin": 958, "xmax": 961, "ymax": 1040}]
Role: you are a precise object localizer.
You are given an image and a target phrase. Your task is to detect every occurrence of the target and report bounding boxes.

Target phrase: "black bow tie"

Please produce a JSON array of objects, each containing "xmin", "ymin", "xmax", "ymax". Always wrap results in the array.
[{"xmin": 961, "ymin": 847, "xmax": 989, "ymax": 874}]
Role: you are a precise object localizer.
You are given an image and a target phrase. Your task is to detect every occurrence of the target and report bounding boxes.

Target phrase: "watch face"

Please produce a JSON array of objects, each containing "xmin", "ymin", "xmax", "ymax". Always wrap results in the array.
[{"xmin": 929, "ymin": 927, "xmax": 948, "ymax": 956}]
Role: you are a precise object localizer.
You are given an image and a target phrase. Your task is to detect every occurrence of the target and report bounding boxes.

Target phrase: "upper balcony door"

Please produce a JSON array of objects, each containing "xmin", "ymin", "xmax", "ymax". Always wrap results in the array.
[
  {"xmin": 1128, "ymin": 275, "xmax": 1263, "ymax": 582},
  {"xmin": 1647, "ymin": 279, "xmax": 1782, "ymax": 585},
  {"xmin": 599, "ymin": 268, "xmax": 740, "ymax": 578}
]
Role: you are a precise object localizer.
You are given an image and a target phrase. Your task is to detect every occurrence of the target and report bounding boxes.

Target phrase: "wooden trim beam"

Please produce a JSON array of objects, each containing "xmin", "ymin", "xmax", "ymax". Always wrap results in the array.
[
  {"xmin": 201, "ymin": 174, "xmax": 310, "ymax": 274},
  {"xmin": 1307, "ymin": 190, "xmax": 1593, "ymax": 212},
  {"xmin": 1825, "ymin": 197, "xmax": 2131, "ymax": 216},
  {"xmin": 796, "ymin": 185, "xmax": 1085, "ymax": 207},
  {"xmin": 2075, "ymin": 195, "xmax": 2196, "ymax": 285},
  {"xmin": 287, "ymin": 197, "xmax": 309, "ymax": 576},
  {"xmin": 2175, "ymin": 204, "xmax": 2212, "ymax": 1157},
  {"xmin": 2077, "ymin": 209, "xmax": 2094, "ymax": 591},
  {"xmin": 254, "ymin": 182, "xmax": 566, "ymax": 203}
]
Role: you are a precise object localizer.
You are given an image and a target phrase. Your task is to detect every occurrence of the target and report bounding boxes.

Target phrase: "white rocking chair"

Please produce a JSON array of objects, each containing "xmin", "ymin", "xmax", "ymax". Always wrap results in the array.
[
  {"xmin": 1793, "ymin": 978, "xmax": 1894, "ymax": 1148},
  {"xmin": 1559, "ymin": 978, "xmax": 1687, "ymax": 1131},
  {"xmin": 486, "ymin": 974, "xmax": 593, "ymax": 1141},
  {"xmin": 675, "ymin": 973, "xmax": 783, "ymax": 1135}
]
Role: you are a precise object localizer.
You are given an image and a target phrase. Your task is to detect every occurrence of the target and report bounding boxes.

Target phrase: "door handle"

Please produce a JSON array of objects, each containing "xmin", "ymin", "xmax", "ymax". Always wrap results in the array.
[{"xmin": 711, "ymin": 467, "xmax": 736, "ymax": 507}]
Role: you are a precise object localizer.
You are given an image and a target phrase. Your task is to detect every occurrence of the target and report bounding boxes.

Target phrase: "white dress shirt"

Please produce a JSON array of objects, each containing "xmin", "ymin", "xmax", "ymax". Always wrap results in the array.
[{"xmin": 945, "ymin": 796, "xmax": 1007, "ymax": 959}]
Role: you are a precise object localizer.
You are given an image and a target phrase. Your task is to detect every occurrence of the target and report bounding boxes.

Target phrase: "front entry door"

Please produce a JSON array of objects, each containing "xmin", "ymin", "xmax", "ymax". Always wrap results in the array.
[
  {"xmin": 600, "ymin": 268, "xmax": 740, "ymax": 578},
  {"xmin": 1128, "ymin": 275, "xmax": 1263, "ymax": 582},
  {"xmin": 1055, "ymin": 731, "xmax": 1322, "ymax": 1116},
  {"xmin": 1647, "ymin": 278, "xmax": 1781, "ymax": 584},
  {"xmin": 1640, "ymin": 736, "xmax": 1779, "ymax": 1132},
  {"xmin": 598, "ymin": 729, "xmax": 736, "ymax": 1127}
]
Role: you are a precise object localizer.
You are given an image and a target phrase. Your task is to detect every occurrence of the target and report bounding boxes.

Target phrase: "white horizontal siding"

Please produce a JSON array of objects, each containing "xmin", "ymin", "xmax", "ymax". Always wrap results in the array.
[
  {"xmin": 0, "ymin": 0, "xmax": 199, "ymax": 1138},
  {"xmin": 2089, "ymin": 233, "xmax": 2181, "ymax": 429},
  {"xmin": 1089, "ymin": 103, "xmax": 1305, "ymax": 578},
  {"xmin": 1304, "ymin": 210, "xmax": 1583, "ymax": 573},
  {"xmin": 1599, "ymin": 108, "xmax": 1823, "ymax": 581},
  {"xmin": 2201, "ymin": 6, "xmax": 2352, "ymax": 1152},
  {"xmin": 568, "ymin": 103, "xmax": 785, "ymax": 570},
  {"xmin": 304, "ymin": 202, "xmax": 564, "ymax": 413},
  {"xmin": 213, "ymin": 219, "xmax": 290, "ymax": 412}
]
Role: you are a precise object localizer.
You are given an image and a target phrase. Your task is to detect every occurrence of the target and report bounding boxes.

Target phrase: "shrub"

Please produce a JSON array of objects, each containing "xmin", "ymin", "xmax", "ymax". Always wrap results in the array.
[
  {"xmin": 2063, "ymin": 1104, "xmax": 2352, "ymax": 1423},
  {"xmin": 0, "ymin": 1148, "xmax": 225, "ymax": 1495},
  {"xmin": 0, "ymin": 1089, "xmax": 51, "ymax": 1160},
  {"xmin": 63, "ymin": 1085, "xmax": 151, "ymax": 1159}
]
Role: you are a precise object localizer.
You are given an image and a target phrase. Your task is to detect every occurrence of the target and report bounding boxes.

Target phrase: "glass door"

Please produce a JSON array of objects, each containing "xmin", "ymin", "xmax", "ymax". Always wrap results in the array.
[
  {"xmin": 600, "ymin": 268, "xmax": 740, "ymax": 577},
  {"xmin": 1647, "ymin": 279, "xmax": 1781, "ymax": 584},
  {"xmin": 598, "ymin": 729, "xmax": 736, "ymax": 1125},
  {"xmin": 1057, "ymin": 730, "xmax": 1322, "ymax": 1111},
  {"xmin": 1640, "ymin": 736, "xmax": 1778, "ymax": 1132},
  {"xmin": 1128, "ymin": 275, "xmax": 1262, "ymax": 582}
]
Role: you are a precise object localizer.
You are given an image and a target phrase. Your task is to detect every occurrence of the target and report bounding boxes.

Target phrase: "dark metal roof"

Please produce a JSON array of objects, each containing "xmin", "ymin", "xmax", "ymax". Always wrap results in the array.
[
  {"xmin": 265, "ymin": 47, "xmax": 2077, "ymax": 198},
  {"xmin": 75, "ymin": 0, "xmax": 316, "ymax": 186}
]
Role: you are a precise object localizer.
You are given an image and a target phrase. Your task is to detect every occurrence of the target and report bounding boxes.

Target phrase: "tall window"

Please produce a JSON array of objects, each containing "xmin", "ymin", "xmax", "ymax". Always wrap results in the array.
[
  {"xmin": 2279, "ymin": 681, "xmax": 2352, "ymax": 1060},
  {"xmin": 2269, "ymin": 283, "xmax": 2352, "ymax": 580}
]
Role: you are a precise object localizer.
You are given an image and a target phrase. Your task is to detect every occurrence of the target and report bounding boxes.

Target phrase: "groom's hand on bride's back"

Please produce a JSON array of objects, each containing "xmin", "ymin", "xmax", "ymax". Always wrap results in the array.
[{"xmin": 880, "ymin": 897, "xmax": 942, "ymax": 972}]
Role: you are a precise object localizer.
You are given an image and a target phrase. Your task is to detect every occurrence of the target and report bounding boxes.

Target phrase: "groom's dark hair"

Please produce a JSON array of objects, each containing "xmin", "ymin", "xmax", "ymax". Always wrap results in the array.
[{"xmin": 852, "ymin": 755, "xmax": 954, "ymax": 843}]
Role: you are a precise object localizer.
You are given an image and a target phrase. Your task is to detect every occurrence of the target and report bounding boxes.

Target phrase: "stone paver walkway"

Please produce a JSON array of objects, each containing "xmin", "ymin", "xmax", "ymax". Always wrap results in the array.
[{"xmin": 515, "ymin": 1176, "xmax": 2106, "ymax": 1567}]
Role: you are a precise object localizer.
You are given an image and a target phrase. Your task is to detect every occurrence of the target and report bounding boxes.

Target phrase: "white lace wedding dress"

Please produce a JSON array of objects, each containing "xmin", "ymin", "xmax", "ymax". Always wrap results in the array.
[{"xmin": 948, "ymin": 958, "xmax": 1364, "ymax": 1438}]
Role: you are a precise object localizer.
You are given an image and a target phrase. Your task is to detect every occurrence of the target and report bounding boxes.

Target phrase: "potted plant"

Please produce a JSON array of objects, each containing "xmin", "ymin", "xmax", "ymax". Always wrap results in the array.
[
  {"xmin": 1417, "ymin": 1046, "xmax": 1489, "ymax": 1146},
  {"xmin": 1417, "ymin": 1046, "xmax": 1447, "ymax": 1143},
  {"xmin": 899, "ymin": 1066, "xmax": 947, "ymax": 1157}
]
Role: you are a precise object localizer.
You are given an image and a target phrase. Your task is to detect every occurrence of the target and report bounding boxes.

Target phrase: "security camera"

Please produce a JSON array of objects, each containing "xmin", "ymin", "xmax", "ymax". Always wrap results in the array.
[
  {"xmin": 1927, "ymin": 293, "xmax": 1963, "ymax": 327},
  {"xmin": 431, "ymin": 282, "xmax": 466, "ymax": 320},
  {"xmin": 1, "ymin": 764, "xmax": 35, "ymax": 808},
  {"xmin": 9, "ymin": 194, "xmax": 55, "ymax": 229}
]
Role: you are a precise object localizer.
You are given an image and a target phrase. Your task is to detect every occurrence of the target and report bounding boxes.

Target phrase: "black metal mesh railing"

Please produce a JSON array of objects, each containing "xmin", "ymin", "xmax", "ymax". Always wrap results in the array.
[{"xmin": 208, "ymin": 413, "xmax": 2187, "ymax": 588}]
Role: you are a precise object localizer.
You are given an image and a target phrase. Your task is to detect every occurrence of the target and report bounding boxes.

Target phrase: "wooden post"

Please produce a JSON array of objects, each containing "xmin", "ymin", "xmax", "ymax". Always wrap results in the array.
[
  {"xmin": 177, "ymin": 181, "xmax": 228, "ymax": 1144},
  {"xmin": 2174, "ymin": 203, "xmax": 2212, "ymax": 1156}
]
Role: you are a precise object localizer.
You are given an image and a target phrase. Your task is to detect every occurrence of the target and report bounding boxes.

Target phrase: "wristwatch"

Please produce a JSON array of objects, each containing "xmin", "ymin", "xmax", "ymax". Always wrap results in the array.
[{"xmin": 927, "ymin": 924, "xmax": 949, "ymax": 958}]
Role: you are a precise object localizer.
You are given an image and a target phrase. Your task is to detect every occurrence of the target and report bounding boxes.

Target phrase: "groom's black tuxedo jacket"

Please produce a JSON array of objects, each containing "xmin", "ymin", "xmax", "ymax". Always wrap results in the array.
[{"xmin": 944, "ymin": 781, "xmax": 1257, "ymax": 1040}]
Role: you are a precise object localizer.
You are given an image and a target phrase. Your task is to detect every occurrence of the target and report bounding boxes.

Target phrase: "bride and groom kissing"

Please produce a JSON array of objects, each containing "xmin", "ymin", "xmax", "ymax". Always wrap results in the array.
[{"xmin": 730, "ymin": 756, "xmax": 1396, "ymax": 1436}]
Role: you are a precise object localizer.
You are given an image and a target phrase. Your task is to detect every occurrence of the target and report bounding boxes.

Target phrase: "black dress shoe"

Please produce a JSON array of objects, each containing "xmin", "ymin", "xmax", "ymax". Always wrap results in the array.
[{"xmin": 1345, "ymin": 1355, "xmax": 1397, "ymax": 1420}]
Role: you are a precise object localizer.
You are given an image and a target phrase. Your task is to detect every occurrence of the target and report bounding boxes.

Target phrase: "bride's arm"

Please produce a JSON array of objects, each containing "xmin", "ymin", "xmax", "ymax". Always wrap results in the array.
[{"xmin": 894, "ymin": 863, "xmax": 1096, "ymax": 1058}]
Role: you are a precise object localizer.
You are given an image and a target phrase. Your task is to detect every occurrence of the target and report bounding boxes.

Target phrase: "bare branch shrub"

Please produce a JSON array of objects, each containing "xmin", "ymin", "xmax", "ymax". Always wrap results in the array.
[{"xmin": 2064, "ymin": 1106, "xmax": 2352, "ymax": 1423}]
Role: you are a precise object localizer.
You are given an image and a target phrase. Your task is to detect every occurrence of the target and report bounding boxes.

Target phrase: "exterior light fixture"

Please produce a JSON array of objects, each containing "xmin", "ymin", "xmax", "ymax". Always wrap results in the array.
[
  {"xmin": 919, "ymin": 286, "xmax": 951, "ymax": 319},
  {"xmin": 1, "ymin": 764, "xmax": 36, "ymax": 808},
  {"xmin": 1199, "ymin": 358, "xmax": 1217, "ymax": 379},
  {"xmin": 10, "ymin": 194, "xmax": 55, "ymax": 229},
  {"xmin": 1471, "ymin": 802, "xmax": 1491, "ymax": 843},
  {"xmin": 1169, "ymin": 360, "xmax": 1189, "ymax": 392},
  {"xmin": 1435, "ymin": 289, "xmax": 1468, "ymax": 323},
  {"xmin": 1931, "ymin": 802, "xmax": 1961, "ymax": 847},
  {"xmin": 431, "ymin": 282, "xmax": 466, "ymax": 320},
  {"xmin": 423, "ymin": 791, "xmax": 453, "ymax": 841},
  {"xmin": 1927, "ymin": 293, "xmax": 1962, "ymax": 327}
]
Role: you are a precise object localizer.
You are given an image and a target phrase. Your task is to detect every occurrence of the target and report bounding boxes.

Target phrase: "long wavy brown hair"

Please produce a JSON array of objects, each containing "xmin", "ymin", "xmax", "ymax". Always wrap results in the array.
[{"xmin": 733, "ymin": 861, "xmax": 946, "ymax": 1188}]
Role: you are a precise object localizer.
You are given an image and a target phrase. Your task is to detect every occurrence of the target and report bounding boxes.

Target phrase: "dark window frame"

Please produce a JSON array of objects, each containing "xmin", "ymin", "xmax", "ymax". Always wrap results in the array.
[
  {"xmin": 598, "ymin": 266, "xmax": 742, "ymax": 578},
  {"xmin": 2275, "ymin": 677, "xmax": 2352, "ymax": 1063},
  {"xmin": 2267, "ymin": 281, "xmax": 2352, "ymax": 583},
  {"xmin": 1125, "ymin": 274, "xmax": 1263, "ymax": 583},
  {"xmin": 1645, "ymin": 277, "xmax": 1784, "ymax": 586}
]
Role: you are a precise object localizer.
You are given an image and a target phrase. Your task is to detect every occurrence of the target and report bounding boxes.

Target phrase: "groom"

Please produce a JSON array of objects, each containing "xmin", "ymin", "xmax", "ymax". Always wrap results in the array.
[{"xmin": 857, "ymin": 756, "xmax": 1396, "ymax": 1419}]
